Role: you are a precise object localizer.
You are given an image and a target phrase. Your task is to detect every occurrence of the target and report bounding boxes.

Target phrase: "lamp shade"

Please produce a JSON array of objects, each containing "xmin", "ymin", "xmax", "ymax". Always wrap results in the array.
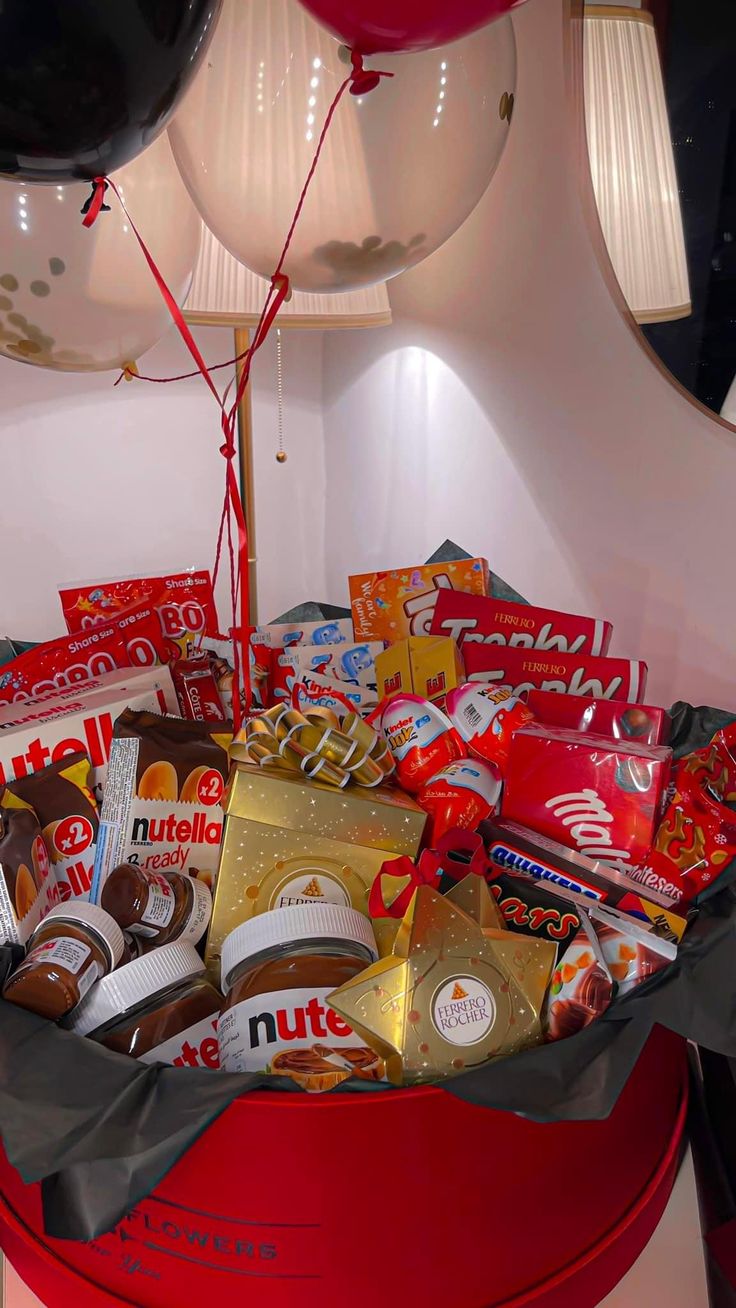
[
  {"xmin": 584, "ymin": 4, "xmax": 691, "ymax": 324},
  {"xmin": 185, "ymin": 223, "xmax": 391, "ymax": 328}
]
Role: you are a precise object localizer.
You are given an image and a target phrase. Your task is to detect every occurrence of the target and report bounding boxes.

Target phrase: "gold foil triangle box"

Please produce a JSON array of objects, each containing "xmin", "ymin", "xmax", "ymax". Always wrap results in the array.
[{"xmin": 328, "ymin": 885, "xmax": 543, "ymax": 1085}]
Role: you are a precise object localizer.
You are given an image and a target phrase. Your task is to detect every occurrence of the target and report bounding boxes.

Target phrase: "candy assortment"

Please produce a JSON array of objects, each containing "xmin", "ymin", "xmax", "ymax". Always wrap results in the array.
[{"xmin": 1, "ymin": 550, "xmax": 731, "ymax": 1093}]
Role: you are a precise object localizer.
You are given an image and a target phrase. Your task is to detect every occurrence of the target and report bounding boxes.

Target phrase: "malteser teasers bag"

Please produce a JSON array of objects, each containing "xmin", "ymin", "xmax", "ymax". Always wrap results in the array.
[{"xmin": 91, "ymin": 711, "xmax": 232, "ymax": 901}]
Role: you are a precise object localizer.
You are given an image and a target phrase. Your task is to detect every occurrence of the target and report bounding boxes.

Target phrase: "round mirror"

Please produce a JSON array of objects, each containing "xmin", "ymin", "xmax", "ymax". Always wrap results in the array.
[{"xmin": 583, "ymin": 1, "xmax": 736, "ymax": 426}]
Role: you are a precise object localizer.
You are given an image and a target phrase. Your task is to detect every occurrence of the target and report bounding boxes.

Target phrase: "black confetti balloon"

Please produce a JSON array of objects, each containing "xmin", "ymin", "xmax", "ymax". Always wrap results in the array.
[{"xmin": 0, "ymin": 0, "xmax": 223, "ymax": 183}]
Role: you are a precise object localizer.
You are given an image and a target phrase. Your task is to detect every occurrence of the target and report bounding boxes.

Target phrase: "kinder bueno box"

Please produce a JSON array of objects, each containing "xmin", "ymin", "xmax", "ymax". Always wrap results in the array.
[
  {"xmin": 381, "ymin": 695, "xmax": 465, "ymax": 794},
  {"xmin": 0, "ymin": 666, "xmax": 177, "ymax": 796},
  {"xmin": 349, "ymin": 558, "xmax": 489, "ymax": 642},
  {"xmin": 0, "ymin": 603, "xmax": 167, "ymax": 707},
  {"xmin": 526, "ymin": 690, "xmax": 670, "ymax": 747},
  {"xmin": 430, "ymin": 591, "xmax": 612, "ymax": 657},
  {"xmin": 255, "ymin": 618, "xmax": 354, "ymax": 649},
  {"xmin": 272, "ymin": 642, "xmax": 382, "ymax": 703},
  {"xmin": 91, "ymin": 710, "xmax": 231, "ymax": 902},
  {"xmin": 464, "ymin": 645, "xmax": 648, "ymax": 703},
  {"xmin": 60, "ymin": 570, "xmax": 219, "ymax": 661},
  {"xmin": 482, "ymin": 818, "xmax": 686, "ymax": 940},
  {"xmin": 502, "ymin": 726, "xmax": 673, "ymax": 882}
]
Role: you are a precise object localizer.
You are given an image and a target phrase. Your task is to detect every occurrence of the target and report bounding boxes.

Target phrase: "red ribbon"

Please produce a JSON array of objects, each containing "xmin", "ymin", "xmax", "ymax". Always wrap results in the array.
[
  {"xmin": 81, "ymin": 177, "xmax": 109, "ymax": 228},
  {"xmin": 368, "ymin": 829, "xmax": 493, "ymax": 920},
  {"xmin": 368, "ymin": 850, "xmax": 444, "ymax": 920},
  {"xmin": 83, "ymin": 48, "xmax": 393, "ymax": 731}
]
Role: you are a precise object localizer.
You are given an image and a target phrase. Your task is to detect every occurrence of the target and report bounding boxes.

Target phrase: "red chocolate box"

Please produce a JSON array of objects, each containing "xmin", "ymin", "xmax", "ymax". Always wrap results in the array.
[
  {"xmin": 463, "ymin": 645, "xmax": 647, "ymax": 703},
  {"xmin": 502, "ymin": 725, "xmax": 673, "ymax": 880},
  {"xmin": 430, "ymin": 591, "xmax": 612, "ymax": 657},
  {"xmin": 526, "ymin": 690, "xmax": 670, "ymax": 746}
]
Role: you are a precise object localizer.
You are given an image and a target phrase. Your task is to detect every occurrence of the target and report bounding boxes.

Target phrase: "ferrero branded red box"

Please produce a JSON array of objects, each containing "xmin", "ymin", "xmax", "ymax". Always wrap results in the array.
[
  {"xmin": 463, "ymin": 645, "xmax": 648, "ymax": 702},
  {"xmin": 526, "ymin": 690, "xmax": 670, "ymax": 745},
  {"xmin": 430, "ymin": 591, "xmax": 612, "ymax": 657},
  {"xmin": 502, "ymin": 725, "xmax": 673, "ymax": 881},
  {"xmin": 0, "ymin": 666, "xmax": 177, "ymax": 795},
  {"xmin": 349, "ymin": 558, "xmax": 489, "ymax": 642}
]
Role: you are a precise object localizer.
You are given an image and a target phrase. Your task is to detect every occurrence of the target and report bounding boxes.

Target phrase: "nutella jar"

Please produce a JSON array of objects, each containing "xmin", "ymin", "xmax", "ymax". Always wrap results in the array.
[
  {"xmin": 219, "ymin": 904, "xmax": 381, "ymax": 1092},
  {"xmin": 101, "ymin": 864, "xmax": 211, "ymax": 947},
  {"xmin": 68, "ymin": 942, "xmax": 222, "ymax": 1067},
  {"xmin": 119, "ymin": 931, "xmax": 145, "ymax": 967},
  {"xmin": 2, "ymin": 903, "xmax": 124, "ymax": 1021}
]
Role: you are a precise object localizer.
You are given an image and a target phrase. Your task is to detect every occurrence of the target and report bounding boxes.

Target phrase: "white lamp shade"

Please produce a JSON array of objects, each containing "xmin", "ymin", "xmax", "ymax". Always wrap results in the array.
[
  {"xmin": 721, "ymin": 371, "xmax": 736, "ymax": 426},
  {"xmin": 185, "ymin": 222, "xmax": 392, "ymax": 328},
  {"xmin": 584, "ymin": 5, "xmax": 691, "ymax": 324}
]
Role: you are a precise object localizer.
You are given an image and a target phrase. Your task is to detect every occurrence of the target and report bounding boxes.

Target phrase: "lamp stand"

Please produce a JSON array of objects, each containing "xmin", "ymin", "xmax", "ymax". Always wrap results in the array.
[{"xmin": 234, "ymin": 326, "xmax": 258, "ymax": 624}]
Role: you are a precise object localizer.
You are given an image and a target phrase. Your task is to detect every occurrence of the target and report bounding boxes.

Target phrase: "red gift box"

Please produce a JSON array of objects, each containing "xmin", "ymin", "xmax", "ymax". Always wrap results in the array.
[
  {"xmin": 526, "ymin": 690, "xmax": 670, "ymax": 745},
  {"xmin": 463, "ymin": 645, "xmax": 647, "ymax": 702},
  {"xmin": 502, "ymin": 724, "xmax": 673, "ymax": 879},
  {"xmin": 430, "ymin": 590, "xmax": 612, "ymax": 657}
]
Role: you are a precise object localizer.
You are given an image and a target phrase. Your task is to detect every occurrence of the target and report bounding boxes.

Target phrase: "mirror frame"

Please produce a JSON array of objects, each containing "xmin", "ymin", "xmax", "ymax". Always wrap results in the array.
[{"xmin": 566, "ymin": 0, "xmax": 736, "ymax": 437}]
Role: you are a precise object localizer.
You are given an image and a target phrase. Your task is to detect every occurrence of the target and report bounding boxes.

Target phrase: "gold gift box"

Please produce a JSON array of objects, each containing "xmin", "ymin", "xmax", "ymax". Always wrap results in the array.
[{"xmin": 205, "ymin": 761, "xmax": 427, "ymax": 981}]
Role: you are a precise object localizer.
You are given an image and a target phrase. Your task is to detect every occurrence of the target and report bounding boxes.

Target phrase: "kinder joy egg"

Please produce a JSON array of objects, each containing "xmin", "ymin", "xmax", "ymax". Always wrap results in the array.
[
  {"xmin": 446, "ymin": 683, "xmax": 535, "ymax": 772},
  {"xmin": 381, "ymin": 694, "xmax": 466, "ymax": 793},
  {"xmin": 417, "ymin": 759, "xmax": 502, "ymax": 844}
]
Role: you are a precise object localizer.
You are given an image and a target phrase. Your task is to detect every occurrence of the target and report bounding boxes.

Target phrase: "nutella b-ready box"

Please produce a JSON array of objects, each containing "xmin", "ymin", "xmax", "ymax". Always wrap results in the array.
[{"xmin": 91, "ymin": 710, "xmax": 232, "ymax": 903}]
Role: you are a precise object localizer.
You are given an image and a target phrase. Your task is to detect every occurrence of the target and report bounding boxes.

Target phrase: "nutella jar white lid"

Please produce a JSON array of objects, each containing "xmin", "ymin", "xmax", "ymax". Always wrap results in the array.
[
  {"xmin": 39, "ymin": 903, "xmax": 125, "ymax": 969},
  {"xmin": 67, "ymin": 941, "xmax": 206, "ymax": 1038},
  {"xmin": 220, "ymin": 903, "xmax": 377, "ymax": 992}
]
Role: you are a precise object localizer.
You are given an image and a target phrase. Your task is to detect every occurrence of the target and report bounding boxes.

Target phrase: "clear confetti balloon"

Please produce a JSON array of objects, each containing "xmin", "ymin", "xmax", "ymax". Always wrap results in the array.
[
  {"xmin": 0, "ymin": 135, "xmax": 201, "ymax": 372},
  {"xmin": 168, "ymin": 0, "xmax": 516, "ymax": 293}
]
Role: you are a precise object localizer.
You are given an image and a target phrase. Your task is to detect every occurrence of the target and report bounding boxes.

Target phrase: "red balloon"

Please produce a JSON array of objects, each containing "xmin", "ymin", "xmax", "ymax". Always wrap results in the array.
[{"xmin": 297, "ymin": 0, "xmax": 523, "ymax": 54}]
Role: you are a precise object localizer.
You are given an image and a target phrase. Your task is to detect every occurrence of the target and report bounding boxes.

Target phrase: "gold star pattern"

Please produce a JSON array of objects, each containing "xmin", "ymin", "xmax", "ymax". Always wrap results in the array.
[
  {"xmin": 445, "ymin": 875, "xmax": 556, "ymax": 1014},
  {"xmin": 328, "ymin": 884, "xmax": 545, "ymax": 1086}
]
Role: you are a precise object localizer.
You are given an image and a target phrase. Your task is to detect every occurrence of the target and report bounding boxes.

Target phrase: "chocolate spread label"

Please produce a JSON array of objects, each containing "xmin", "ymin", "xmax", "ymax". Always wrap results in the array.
[
  {"xmin": 139, "ymin": 876, "xmax": 176, "ymax": 932},
  {"xmin": 218, "ymin": 985, "xmax": 362, "ymax": 1080},
  {"xmin": 140, "ymin": 1014, "xmax": 220, "ymax": 1068},
  {"xmin": 26, "ymin": 935, "xmax": 92, "ymax": 974},
  {"xmin": 431, "ymin": 976, "xmax": 496, "ymax": 1046}
]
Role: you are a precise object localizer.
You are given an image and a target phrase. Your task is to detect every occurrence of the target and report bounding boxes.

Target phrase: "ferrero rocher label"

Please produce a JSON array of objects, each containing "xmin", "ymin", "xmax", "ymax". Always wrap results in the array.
[
  {"xmin": 444, "ymin": 875, "xmax": 556, "ymax": 1012},
  {"xmin": 327, "ymin": 885, "xmax": 544, "ymax": 1085}
]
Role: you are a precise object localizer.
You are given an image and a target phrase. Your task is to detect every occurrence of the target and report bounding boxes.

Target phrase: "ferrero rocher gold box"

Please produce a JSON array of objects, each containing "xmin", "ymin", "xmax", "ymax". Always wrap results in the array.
[{"xmin": 205, "ymin": 761, "xmax": 427, "ymax": 981}]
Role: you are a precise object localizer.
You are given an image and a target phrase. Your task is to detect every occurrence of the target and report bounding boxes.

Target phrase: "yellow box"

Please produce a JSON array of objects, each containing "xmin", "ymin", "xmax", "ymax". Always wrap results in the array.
[
  {"xmin": 349, "ymin": 558, "xmax": 490, "ymax": 642},
  {"xmin": 205, "ymin": 762, "xmax": 427, "ymax": 979},
  {"xmin": 376, "ymin": 636, "xmax": 465, "ymax": 703}
]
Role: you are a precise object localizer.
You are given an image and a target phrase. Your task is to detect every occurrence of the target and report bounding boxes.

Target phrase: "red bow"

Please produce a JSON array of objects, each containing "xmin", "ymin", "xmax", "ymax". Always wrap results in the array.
[
  {"xmin": 368, "ymin": 849, "xmax": 444, "ymax": 920},
  {"xmin": 368, "ymin": 828, "xmax": 493, "ymax": 920}
]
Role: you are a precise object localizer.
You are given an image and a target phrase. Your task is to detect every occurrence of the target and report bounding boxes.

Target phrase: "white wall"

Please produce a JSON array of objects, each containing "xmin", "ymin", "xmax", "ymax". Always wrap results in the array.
[
  {"xmin": 322, "ymin": 0, "xmax": 736, "ymax": 712},
  {"xmin": 0, "ymin": 324, "xmax": 325, "ymax": 640}
]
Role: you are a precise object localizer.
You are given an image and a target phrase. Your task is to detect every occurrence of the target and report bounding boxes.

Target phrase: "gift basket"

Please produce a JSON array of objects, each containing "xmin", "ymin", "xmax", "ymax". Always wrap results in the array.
[{"xmin": 1, "ymin": 546, "xmax": 736, "ymax": 1308}]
